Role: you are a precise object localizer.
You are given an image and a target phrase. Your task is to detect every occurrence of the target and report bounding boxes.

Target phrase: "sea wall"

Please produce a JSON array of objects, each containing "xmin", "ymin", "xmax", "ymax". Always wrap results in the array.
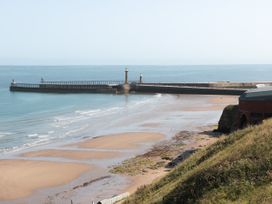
[
  {"xmin": 133, "ymin": 84, "xmax": 246, "ymax": 95},
  {"xmin": 10, "ymin": 85, "xmax": 118, "ymax": 93}
]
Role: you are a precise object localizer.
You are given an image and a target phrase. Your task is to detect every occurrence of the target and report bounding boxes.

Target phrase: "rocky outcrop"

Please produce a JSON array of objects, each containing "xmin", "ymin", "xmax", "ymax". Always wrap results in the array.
[{"xmin": 217, "ymin": 105, "xmax": 240, "ymax": 133}]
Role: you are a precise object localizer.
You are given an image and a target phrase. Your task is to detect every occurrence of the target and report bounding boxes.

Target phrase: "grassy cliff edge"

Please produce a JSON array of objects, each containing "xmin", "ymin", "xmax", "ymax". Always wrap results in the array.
[{"xmin": 124, "ymin": 119, "xmax": 272, "ymax": 204}]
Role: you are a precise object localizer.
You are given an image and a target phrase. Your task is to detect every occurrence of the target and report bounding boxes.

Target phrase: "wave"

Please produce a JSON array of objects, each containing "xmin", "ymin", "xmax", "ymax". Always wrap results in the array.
[
  {"xmin": 76, "ymin": 106, "xmax": 123, "ymax": 116},
  {"xmin": 48, "ymin": 130, "xmax": 55, "ymax": 134},
  {"xmin": 75, "ymin": 109, "xmax": 102, "ymax": 116},
  {"xmin": 0, "ymin": 131, "xmax": 12, "ymax": 138},
  {"xmin": 0, "ymin": 94, "xmax": 164, "ymax": 154},
  {"xmin": 53, "ymin": 106, "xmax": 124, "ymax": 127},
  {"xmin": 27, "ymin": 133, "xmax": 39, "ymax": 138},
  {"xmin": 0, "ymin": 135, "xmax": 52, "ymax": 154},
  {"xmin": 155, "ymin": 93, "xmax": 162, "ymax": 98},
  {"xmin": 53, "ymin": 95, "xmax": 161, "ymax": 127}
]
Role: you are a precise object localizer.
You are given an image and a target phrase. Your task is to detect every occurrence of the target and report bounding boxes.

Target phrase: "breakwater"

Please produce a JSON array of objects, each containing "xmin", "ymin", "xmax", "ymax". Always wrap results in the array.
[
  {"xmin": 9, "ymin": 80, "xmax": 268, "ymax": 95},
  {"xmin": 133, "ymin": 83, "xmax": 247, "ymax": 95},
  {"xmin": 10, "ymin": 80, "xmax": 124, "ymax": 93},
  {"xmin": 10, "ymin": 68, "xmax": 272, "ymax": 95}
]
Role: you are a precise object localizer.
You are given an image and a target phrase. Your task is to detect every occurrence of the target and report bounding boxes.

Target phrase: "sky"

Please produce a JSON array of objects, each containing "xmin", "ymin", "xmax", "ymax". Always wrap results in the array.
[{"xmin": 0, "ymin": 0, "xmax": 271, "ymax": 65}]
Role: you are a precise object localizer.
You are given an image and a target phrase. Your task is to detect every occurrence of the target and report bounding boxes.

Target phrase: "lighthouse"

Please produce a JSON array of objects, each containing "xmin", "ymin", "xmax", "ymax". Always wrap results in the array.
[
  {"xmin": 125, "ymin": 68, "xmax": 128, "ymax": 84},
  {"xmin": 123, "ymin": 68, "xmax": 130, "ymax": 94}
]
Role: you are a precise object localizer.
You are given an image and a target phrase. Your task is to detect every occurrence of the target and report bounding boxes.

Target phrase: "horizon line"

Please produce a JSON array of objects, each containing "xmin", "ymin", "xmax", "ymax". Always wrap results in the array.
[{"xmin": 0, "ymin": 63, "xmax": 272, "ymax": 67}]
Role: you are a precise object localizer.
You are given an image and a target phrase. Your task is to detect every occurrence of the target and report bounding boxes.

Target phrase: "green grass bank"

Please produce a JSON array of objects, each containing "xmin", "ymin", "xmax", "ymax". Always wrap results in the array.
[{"xmin": 124, "ymin": 119, "xmax": 272, "ymax": 204}]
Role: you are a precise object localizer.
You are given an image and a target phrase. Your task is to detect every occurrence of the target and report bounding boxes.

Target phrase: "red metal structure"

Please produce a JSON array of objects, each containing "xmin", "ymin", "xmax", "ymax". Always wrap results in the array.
[{"xmin": 239, "ymin": 87, "xmax": 272, "ymax": 127}]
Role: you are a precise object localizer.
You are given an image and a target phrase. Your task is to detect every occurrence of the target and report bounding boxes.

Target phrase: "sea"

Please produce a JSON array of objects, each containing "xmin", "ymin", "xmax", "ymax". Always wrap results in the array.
[{"xmin": 0, "ymin": 64, "xmax": 271, "ymax": 154}]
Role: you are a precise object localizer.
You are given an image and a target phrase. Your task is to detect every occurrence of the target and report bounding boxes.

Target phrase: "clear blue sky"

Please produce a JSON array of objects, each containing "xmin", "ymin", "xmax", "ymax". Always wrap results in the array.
[{"xmin": 0, "ymin": 0, "xmax": 271, "ymax": 65}]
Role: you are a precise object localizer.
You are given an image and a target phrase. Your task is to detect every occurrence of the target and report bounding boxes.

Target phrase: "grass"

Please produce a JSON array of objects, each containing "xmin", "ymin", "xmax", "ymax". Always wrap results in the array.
[
  {"xmin": 124, "ymin": 119, "xmax": 272, "ymax": 204},
  {"xmin": 110, "ymin": 156, "xmax": 166, "ymax": 176}
]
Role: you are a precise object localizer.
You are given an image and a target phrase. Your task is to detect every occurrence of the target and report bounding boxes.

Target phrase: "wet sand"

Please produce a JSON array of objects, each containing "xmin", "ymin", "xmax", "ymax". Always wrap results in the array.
[
  {"xmin": 184, "ymin": 95, "xmax": 238, "ymax": 111},
  {"xmin": 22, "ymin": 149, "xmax": 121, "ymax": 160},
  {"xmin": 0, "ymin": 160, "xmax": 91, "ymax": 201},
  {"xmin": 71, "ymin": 132, "xmax": 165, "ymax": 149}
]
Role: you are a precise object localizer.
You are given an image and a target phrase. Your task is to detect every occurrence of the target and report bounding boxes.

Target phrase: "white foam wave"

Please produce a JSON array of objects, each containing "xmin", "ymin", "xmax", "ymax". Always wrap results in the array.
[
  {"xmin": 48, "ymin": 130, "xmax": 54, "ymax": 134},
  {"xmin": 75, "ymin": 109, "xmax": 102, "ymax": 116},
  {"xmin": 53, "ymin": 106, "xmax": 124, "ymax": 128},
  {"xmin": 27, "ymin": 133, "xmax": 39, "ymax": 138},
  {"xmin": 75, "ymin": 106, "xmax": 122, "ymax": 117},
  {"xmin": 155, "ymin": 93, "xmax": 162, "ymax": 98},
  {"xmin": 0, "ymin": 132, "xmax": 12, "ymax": 138},
  {"xmin": 62, "ymin": 125, "xmax": 89, "ymax": 138},
  {"xmin": 0, "ymin": 136, "xmax": 52, "ymax": 154},
  {"xmin": 38, "ymin": 134, "xmax": 50, "ymax": 139}
]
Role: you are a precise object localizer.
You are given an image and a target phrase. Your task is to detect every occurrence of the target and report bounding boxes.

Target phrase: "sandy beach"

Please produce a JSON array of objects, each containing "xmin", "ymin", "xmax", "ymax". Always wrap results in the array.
[
  {"xmin": 0, "ymin": 160, "xmax": 91, "ymax": 201},
  {"xmin": 0, "ymin": 95, "xmax": 239, "ymax": 204}
]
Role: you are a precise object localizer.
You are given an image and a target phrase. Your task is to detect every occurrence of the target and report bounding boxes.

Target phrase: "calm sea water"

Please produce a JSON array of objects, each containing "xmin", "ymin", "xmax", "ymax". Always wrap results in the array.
[{"xmin": 0, "ymin": 65, "xmax": 271, "ymax": 153}]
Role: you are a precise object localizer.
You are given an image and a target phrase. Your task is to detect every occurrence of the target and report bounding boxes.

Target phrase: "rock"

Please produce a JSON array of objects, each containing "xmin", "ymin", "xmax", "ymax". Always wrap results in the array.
[{"xmin": 217, "ymin": 105, "xmax": 240, "ymax": 133}]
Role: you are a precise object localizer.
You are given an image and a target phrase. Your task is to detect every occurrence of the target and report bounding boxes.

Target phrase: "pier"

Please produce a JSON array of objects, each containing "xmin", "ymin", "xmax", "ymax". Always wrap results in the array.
[
  {"xmin": 10, "ymin": 80, "xmax": 125, "ymax": 93},
  {"xmin": 9, "ymin": 69, "xmax": 272, "ymax": 95}
]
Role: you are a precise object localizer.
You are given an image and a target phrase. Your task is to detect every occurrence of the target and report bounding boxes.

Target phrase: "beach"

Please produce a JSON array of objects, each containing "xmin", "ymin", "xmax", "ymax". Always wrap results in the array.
[
  {"xmin": 0, "ymin": 160, "xmax": 91, "ymax": 201},
  {"xmin": 0, "ymin": 94, "xmax": 238, "ymax": 204}
]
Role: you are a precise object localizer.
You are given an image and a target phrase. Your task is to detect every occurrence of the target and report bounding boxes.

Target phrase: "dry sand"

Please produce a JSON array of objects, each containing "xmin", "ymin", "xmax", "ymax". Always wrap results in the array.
[
  {"xmin": 126, "ymin": 169, "xmax": 168, "ymax": 194},
  {"xmin": 71, "ymin": 132, "xmax": 165, "ymax": 149},
  {"xmin": 22, "ymin": 149, "xmax": 121, "ymax": 160},
  {"xmin": 0, "ymin": 160, "xmax": 91, "ymax": 201}
]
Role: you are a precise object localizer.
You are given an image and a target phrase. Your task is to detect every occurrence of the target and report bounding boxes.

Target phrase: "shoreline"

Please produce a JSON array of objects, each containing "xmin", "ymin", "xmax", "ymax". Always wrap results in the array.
[{"xmin": 0, "ymin": 94, "xmax": 238, "ymax": 204}]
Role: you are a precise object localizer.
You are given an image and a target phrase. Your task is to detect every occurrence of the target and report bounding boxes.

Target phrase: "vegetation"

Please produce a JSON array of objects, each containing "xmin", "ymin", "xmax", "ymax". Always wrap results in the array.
[
  {"xmin": 110, "ymin": 156, "xmax": 166, "ymax": 176},
  {"xmin": 110, "ymin": 131, "xmax": 191, "ymax": 176},
  {"xmin": 124, "ymin": 119, "xmax": 272, "ymax": 203}
]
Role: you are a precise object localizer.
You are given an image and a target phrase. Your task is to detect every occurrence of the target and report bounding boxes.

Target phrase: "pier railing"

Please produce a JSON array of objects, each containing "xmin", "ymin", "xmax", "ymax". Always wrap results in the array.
[
  {"xmin": 41, "ymin": 80, "xmax": 124, "ymax": 85},
  {"xmin": 10, "ymin": 80, "xmax": 125, "ymax": 87},
  {"xmin": 10, "ymin": 83, "xmax": 40, "ymax": 88}
]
